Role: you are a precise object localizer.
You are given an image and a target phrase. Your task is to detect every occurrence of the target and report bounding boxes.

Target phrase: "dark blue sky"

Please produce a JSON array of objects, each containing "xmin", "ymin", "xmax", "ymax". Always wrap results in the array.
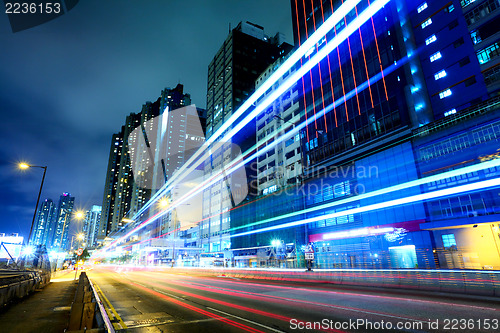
[{"xmin": 0, "ymin": 0, "xmax": 292, "ymax": 241}]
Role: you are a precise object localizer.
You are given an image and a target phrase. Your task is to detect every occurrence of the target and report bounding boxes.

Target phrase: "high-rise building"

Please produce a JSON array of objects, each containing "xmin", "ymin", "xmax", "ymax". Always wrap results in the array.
[
  {"xmin": 229, "ymin": 49, "xmax": 306, "ymax": 261},
  {"xmin": 101, "ymin": 102, "xmax": 161, "ymax": 240},
  {"xmin": 52, "ymin": 193, "xmax": 75, "ymax": 250},
  {"xmin": 143, "ymin": 84, "xmax": 206, "ymax": 262},
  {"xmin": 111, "ymin": 112, "xmax": 142, "ymax": 233},
  {"xmin": 291, "ymin": 0, "xmax": 435, "ymax": 172},
  {"xmin": 151, "ymin": 84, "xmax": 194, "ymax": 192},
  {"xmin": 30, "ymin": 198, "xmax": 57, "ymax": 248},
  {"xmin": 202, "ymin": 21, "xmax": 291, "ymax": 255},
  {"xmin": 101, "ymin": 84, "xmax": 205, "ymax": 256},
  {"xmin": 227, "ymin": 0, "xmax": 500, "ymax": 269},
  {"xmin": 99, "ymin": 132, "xmax": 124, "ymax": 242},
  {"xmin": 255, "ymin": 51, "xmax": 303, "ymax": 194},
  {"xmin": 276, "ymin": 0, "xmax": 500, "ymax": 269},
  {"xmin": 83, "ymin": 205, "xmax": 102, "ymax": 248},
  {"xmin": 409, "ymin": 0, "xmax": 496, "ymax": 119},
  {"xmin": 128, "ymin": 98, "xmax": 161, "ymax": 218}
]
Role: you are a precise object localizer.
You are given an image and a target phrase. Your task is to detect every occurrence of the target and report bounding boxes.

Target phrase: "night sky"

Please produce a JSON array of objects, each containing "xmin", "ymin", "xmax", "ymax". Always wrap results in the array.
[{"xmin": 0, "ymin": 0, "xmax": 292, "ymax": 240}]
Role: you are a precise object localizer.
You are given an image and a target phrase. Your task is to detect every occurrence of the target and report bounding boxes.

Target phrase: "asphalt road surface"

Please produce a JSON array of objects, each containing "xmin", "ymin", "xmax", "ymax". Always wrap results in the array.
[{"xmin": 86, "ymin": 266, "xmax": 500, "ymax": 333}]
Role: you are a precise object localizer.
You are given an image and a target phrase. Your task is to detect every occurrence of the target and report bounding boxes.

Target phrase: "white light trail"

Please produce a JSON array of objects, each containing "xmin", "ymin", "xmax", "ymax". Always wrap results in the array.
[
  {"xmin": 231, "ymin": 176, "xmax": 500, "ymax": 238},
  {"xmin": 131, "ymin": 0, "xmax": 366, "ymax": 219},
  {"xmin": 229, "ymin": 158, "xmax": 500, "ymax": 233},
  {"xmin": 103, "ymin": 0, "xmax": 391, "ymax": 250}
]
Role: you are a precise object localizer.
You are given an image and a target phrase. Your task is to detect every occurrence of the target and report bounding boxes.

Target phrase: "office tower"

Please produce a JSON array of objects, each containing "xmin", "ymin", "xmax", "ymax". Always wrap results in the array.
[
  {"xmin": 83, "ymin": 205, "xmax": 102, "ymax": 248},
  {"xmin": 202, "ymin": 21, "xmax": 291, "ymax": 255},
  {"xmin": 291, "ymin": 0, "xmax": 434, "ymax": 171},
  {"xmin": 410, "ymin": 0, "xmax": 500, "ymax": 270},
  {"xmin": 255, "ymin": 51, "xmax": 303, "ymax": 194},
  {"xmin": 30, "ymin": 198, "xmax": 57, "ymax": 248},
  {"xmin": 410, "ymin": 0, "xmax": 496, "ymax": 119},
  {"xmin": 52, "ymin": 193, "xmax": 75, "ymax": 250},
  {"xmin": 229, "ymin": 50, "xmax": 308, "ymax": 261},
  {"xmin": 280, "ymin": 0, "xmax": 500, "ymax": 269}
]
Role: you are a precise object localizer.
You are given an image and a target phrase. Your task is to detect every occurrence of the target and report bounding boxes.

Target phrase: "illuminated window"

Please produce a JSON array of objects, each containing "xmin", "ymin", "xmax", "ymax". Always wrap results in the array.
[
  {"xmin": 434, "ymin": 70, "xmax": 447, "ymax": 80},
  {"xmin": 477, "ymin": 43, "xmax": 500, "ymax": 64},
  {"xmin": 430, "ymin": 51, "xmax": 442, "ymax": 62},
  {"xmin": 425, "ymin": 34, "xmax": 437, "ymax": 45},
  {"xmin": 442, "ymin": 234, "xmax": 457, "ymax": 248},
  {"xmin": 421, "ymin": 18, "xmax": 432, "ymax": 29},
  {"xmin": 444, "ymin": 109, "xmax": 457, "ymax": 116},
  {"xmin": 439, "ymin": 89, "xmax": 452, "ymax": 99},
  {"xmin": 460, "ymin": 0, "xmax": 476, "ymax": 9},
  {"xmin": 417, "ymin": 2, "xmax": 428, "ymax": 13}
]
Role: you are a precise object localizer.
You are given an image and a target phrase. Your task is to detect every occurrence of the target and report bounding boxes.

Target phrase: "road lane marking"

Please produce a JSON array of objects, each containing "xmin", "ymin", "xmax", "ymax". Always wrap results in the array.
[
  {"xmin": 94, "ymin": 282, "xmax": 128, "ymax": 330},
  {"xmin": 207, "ymin": 307, "xmax": 287, "ymax": 333}
]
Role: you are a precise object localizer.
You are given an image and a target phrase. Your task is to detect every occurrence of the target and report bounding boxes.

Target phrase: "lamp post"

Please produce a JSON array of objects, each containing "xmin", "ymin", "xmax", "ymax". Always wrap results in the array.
[{"xmin": 19, "ymin": 163, "xmax": 47, "ymax": 245}]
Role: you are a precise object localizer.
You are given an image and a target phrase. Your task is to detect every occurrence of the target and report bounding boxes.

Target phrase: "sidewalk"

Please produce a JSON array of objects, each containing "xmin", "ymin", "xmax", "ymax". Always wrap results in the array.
[{"xmin": 0, "ymin": 270, "xmax": 78, "ymax": 333}]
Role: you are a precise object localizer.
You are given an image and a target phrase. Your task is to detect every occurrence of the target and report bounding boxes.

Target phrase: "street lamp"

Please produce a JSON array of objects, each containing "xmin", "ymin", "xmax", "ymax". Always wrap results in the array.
[
  {"xmin": 19, "ymin": 162, "xmax": 47, "ymax": 245},
  {"xmin": 69, "ymin": 212, "xmax": 85, "ymax": 251},
  {"xmin": 271, "ymin": 239, "xmax": 283, "ymax": 268}
]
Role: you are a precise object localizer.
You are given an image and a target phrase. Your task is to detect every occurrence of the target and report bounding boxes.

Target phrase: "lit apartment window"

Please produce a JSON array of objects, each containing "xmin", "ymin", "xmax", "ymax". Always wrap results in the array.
[
  {"xmin": 421, "ymin": 18, "xmax": 432, "ymax": 29},
  {"xmin": 425, "ymin": 34, "xmax": 437, "ymax": 45},
  {"xmin": 444, "ymin": 109, "xmax": 457, "ymax": 116},
  {"xmin": 439, "ymin": 89, "xmax": 452, "ymax": 99},
  {"xmin": 460, "ymin": 0, "xmax": 476, "ymax": 9},
  {"xmin": 430, "ymin": 51, "xmax": 442, "ymax": 62},
  {"xmin": 477, "ymin": 43, "xmax": 500, "ymax": 64},
  {"xmin": 434, "ymin": 70, "xmax": 447, "ymax": 80},
  {"xmin": 418, "ymin": 2, "xmax": 428, "ymax": 13}
]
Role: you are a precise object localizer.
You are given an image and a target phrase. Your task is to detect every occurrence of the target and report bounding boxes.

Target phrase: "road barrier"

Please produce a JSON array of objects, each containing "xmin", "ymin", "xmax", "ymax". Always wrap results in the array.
[
  {"xmin": 166, "ymin": 267, "xmax": 500, "ymax": 297},
  {"xmin": 0, "ymin": 269, "xmax": 50, "ymax": 307},
  {"xmin": 67, "ymin": 272, "xmax": 114, "ymax": 332}
]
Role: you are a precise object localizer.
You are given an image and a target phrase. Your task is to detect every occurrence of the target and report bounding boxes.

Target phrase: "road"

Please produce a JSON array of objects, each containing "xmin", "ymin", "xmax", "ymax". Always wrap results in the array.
[{"xmin": 87, "ymin": 266, "xmax": 499, "ymax": 332}]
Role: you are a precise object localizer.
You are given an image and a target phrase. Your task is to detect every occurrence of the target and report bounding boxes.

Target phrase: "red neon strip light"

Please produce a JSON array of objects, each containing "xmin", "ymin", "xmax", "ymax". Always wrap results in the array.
[
  {"xmin": 367, "ymin": 0, "xmax": 388, "ymax": 101},
  {"xmin": 355, "ymin": 5, "xmax": 374, "ymax": 108},
  {"xmin": 323, "ymin": 0, "xmax": 338, "ymax": 128},
  {"xmin": 310, "ymin": 0, "xmax": 328, "ymax": 134},
  {"xmin": 294, "ymin": 0, "xmax": 310, "ymax": 143},
  {"xmin": 302, "ymin": 0, "xmax": 319, "ymax": 136},
  {"xmin": 342, "ymin": 0, "xmax": 361, "ymax": 116},
  {"xmin": 333, "ymin": 25, "xmax": 349, "ymax": 121}
]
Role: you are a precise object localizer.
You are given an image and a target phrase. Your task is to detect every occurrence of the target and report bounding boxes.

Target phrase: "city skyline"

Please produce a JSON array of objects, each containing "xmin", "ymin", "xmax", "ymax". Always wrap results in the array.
[
  {"xmin": 0, "ymin": 1, "xmax": 499, "ymax": 331},
  {"xmin": 0, "ymin": 0, "xmax": 293, "ymax": 239}
]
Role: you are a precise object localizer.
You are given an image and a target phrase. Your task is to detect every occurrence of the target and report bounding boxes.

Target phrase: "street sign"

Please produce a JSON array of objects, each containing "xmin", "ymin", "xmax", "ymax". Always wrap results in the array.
[
  {"xmin": 305, "ymin": 252, "xmax": 314, "ymax": 260},
  {"xmin": 76, "ymin": 248, "xmax": 83, "ymax": 256}
]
